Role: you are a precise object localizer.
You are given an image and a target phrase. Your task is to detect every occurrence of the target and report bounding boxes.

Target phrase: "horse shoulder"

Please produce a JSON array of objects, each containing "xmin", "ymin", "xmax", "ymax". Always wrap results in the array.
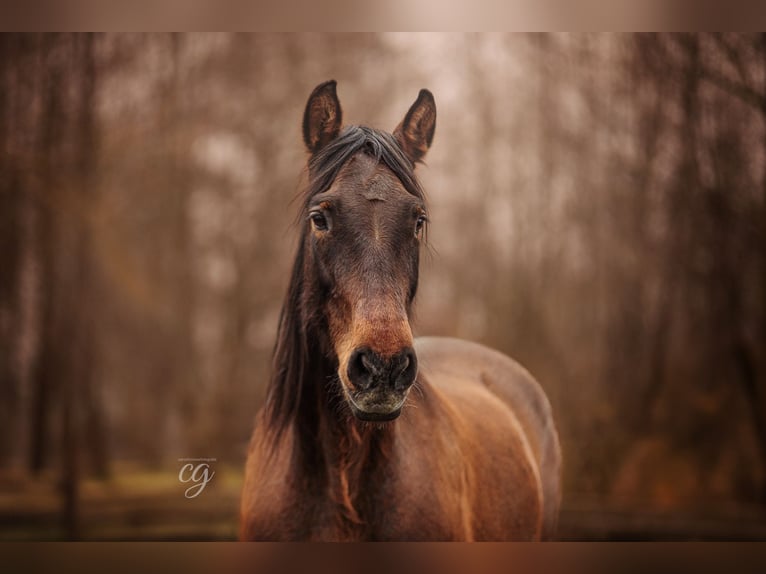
[{"xmin": 414, "ymin": 336, "xmax": 562, "ymax": 539}]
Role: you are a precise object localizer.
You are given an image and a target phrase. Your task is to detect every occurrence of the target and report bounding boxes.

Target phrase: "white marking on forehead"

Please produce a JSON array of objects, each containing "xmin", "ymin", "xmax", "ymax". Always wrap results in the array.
[
  {"xmin": 371, "ymin": 197, "xmax": 382, "ymax": 244},
  {"xmin": 362, "ymin": 189, "xmax": 387, "ymax": 202},
  {"xmin": 362, "ymin": 169, "xmax": 402, "ymax": 202},
  {"xmin": 365, "ymin": 173, "xmax": 389, "ymax": 245}
]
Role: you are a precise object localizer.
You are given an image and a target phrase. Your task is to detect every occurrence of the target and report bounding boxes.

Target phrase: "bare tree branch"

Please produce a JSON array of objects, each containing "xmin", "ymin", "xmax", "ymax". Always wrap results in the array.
[
  {"xmin": 711, "ymin": 33, "xmax": 755, "ymax": 91},
  {"xmin": 699, "ymin": 65, "xmax": 766, "ymax": 110}
]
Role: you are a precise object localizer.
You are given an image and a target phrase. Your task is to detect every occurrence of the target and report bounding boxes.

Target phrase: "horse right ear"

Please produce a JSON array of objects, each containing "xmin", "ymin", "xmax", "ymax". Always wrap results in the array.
[
  {"xmin": 394, "ymin": 89, "xmax": 436, "ymax": 165},
  {"xmin": 303, "ymin": 80, "xmax": 343, "ymax": 154}
]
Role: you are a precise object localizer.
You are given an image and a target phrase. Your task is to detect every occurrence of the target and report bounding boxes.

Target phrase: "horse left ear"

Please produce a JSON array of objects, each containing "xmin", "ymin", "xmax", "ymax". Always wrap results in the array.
[
  {"xmin": 303, "ymin": 80, "xmax": 343, "ymax": 155},
  {"xmin": 394, "ymin": 89, "xmax": 436, "ymax": 164}
]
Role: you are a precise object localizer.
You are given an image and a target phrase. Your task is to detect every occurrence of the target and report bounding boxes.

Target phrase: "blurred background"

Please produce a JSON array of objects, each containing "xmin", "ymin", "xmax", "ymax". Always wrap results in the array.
[{"xmin": 0, "ymin": 33, "xmax": 765, "ymax": 540}]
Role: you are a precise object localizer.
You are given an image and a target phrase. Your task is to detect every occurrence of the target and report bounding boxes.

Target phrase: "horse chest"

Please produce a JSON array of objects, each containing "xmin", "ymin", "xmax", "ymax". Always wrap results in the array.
[
  {"xmin": 244, "ymin": 453, "xmax": 467, "ymax": 540},
  {"xmin": 295, "ymin": 483, "xmax": 464, "ymax": 541},
  {"xmin": 303, "ymin": 455, "xmax": 469, "ymax": 541}
]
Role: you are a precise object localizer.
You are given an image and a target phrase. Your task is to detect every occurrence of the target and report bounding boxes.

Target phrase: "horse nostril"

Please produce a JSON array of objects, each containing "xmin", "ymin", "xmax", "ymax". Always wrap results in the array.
[
  {"xmin": 392, "ymin": 347, "xmax": 417, "ymax": 391},
  {"xmin": 348, "ymin": 347, "xmax": 379, "ymax": 391},
  {"xmin": 360, "ymin": 352, "xmax": 376, "ymax": 375}
]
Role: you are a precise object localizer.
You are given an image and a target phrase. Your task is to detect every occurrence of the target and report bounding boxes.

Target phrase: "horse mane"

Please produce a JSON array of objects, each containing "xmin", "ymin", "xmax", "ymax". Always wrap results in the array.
[{"xmin": 262, "ymin": 125, "xmax": 427, "ymax": 439}]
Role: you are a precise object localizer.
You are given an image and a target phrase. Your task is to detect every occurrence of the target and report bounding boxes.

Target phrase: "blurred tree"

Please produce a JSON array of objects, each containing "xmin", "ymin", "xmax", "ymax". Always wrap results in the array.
[
  {"xmin": 0, "ymin": 36, "xmax": 23, "ymax": 467},
  {"xmin": 29, "ymin": 34, "xmax": 65, "ymax": 476}
]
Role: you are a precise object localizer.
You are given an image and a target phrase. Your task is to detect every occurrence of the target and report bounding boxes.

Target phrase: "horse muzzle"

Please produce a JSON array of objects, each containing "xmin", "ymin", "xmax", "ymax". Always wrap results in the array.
[{"xmin": 343, "ymin": 346, "xmax": 417, "ymax": 421}]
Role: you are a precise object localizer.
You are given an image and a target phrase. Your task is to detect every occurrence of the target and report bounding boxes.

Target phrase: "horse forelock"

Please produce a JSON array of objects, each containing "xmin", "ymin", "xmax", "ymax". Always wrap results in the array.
[{"xmin": 304, "ymin": 125, "xmax": 426, "ymax": 206}]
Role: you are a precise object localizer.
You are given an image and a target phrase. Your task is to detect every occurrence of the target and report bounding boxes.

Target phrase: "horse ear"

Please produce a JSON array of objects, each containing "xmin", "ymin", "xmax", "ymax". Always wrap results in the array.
[
  {"xmin": 394, "ymin": 89, "xmax": 436, "ymax": 164},
  {"xmin": 303, "ymin": 80, "xmax": 343, "ymax": 154}
]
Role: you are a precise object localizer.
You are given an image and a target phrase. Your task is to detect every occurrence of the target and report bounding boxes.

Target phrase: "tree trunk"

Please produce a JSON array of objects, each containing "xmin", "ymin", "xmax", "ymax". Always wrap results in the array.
[
  {"xmin": 75, "ymin": 33, "xmax": 109, "ymax": 480},
  {"xmin": 0, "ymin": 35, "xmax": 23, "ymax": 467},
  {"xmin": 640, "ymin": 35, "xmax": 700, "ymax": 424},
  {"xmin": 29, "ymin": 35, "xmax": 64, "ymax": 475}
]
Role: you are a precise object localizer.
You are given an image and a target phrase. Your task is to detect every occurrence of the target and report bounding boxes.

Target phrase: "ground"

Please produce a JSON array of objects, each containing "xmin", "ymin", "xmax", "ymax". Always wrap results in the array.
[{"xmin": 1, "ymin": 467, "xmax": 765, "ymax": 540}]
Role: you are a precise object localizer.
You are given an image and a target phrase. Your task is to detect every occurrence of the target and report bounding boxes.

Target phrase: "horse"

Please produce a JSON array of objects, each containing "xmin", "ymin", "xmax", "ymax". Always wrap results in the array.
[{"xmin": 239, "ymin": 80, "xmax": 562, "ymax": 541}]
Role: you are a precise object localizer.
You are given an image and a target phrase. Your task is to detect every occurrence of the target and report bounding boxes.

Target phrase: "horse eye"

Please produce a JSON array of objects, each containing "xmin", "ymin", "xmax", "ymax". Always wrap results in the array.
[
  {"xmin": 309, "ymin": 212, "xmax": 328, "ymax": 231},
  {"xmin": 415, "ymin": 215, "xmax": 427, "ymax": 237}
]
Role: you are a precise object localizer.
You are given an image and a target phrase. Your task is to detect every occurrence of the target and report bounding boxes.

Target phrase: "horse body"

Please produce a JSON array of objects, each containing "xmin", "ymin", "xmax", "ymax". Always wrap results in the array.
[{"xmin": 239, "ymin": 81, "xmax": 561, "ymax": 541}]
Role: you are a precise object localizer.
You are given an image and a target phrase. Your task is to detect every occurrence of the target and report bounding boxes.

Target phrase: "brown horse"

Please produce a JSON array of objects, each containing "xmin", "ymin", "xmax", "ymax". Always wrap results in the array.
[{"xmin": 240, "ymin": 81, "xmax": 561, "ymax": 541}]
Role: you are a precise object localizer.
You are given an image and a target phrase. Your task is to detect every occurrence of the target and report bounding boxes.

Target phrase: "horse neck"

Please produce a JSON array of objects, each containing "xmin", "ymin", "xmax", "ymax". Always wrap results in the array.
[{"xmin": 295, "ymin": 329, "xmax": 394, "ymax": 470}]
